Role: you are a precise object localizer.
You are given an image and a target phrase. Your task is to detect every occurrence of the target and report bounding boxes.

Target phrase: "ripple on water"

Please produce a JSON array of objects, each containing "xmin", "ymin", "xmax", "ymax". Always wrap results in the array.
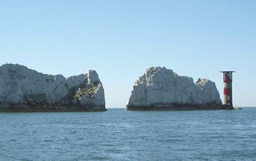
[
  {"xmin": 8, "ymin": 139, "xmax": 17, "ymax": 142},
  {"xmin": 41, "ymin": 139, "xmax": 53, "ymax": 142}
]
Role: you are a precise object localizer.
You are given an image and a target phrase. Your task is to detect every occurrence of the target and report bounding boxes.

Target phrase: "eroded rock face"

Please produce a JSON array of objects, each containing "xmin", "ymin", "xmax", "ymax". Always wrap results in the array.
[
  {"xmin": 0, "ymin": 64, "xmax": 105, "ymax": 111},
  {"xmin": 127, "ymin": 67, "xmax": 222, "ymax": 110}
]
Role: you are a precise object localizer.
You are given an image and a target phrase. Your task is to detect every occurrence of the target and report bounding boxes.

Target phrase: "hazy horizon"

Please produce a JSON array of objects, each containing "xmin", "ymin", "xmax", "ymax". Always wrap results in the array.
[{"xmin": 1, "ymin": 0, "xmax": 256, "ymax": 107}]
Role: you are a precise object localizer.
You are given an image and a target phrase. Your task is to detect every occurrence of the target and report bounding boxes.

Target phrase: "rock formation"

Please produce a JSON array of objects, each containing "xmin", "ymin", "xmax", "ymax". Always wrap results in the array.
[
  {"xmin": 0, "ymin": 64, "xmax": 106, "ymax": 112},
  {"xmin": 127, "ymin": 67, "xmax": 222, "ymax": 110}
]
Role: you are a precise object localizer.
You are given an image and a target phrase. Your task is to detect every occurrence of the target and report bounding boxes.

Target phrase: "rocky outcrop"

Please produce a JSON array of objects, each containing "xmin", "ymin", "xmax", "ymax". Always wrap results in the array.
[
  {"xmin": 0, "ymin": 64, "xmax": 106, "ymax": 112},
  {"xmin": 127, "ymin": 67, "xmax": 223, "ymax": 110}
]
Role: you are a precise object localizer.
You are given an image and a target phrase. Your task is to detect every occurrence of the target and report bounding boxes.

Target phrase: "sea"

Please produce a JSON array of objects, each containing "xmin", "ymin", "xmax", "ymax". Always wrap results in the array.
[{"xmin": 0, "ymin": 108, "xmax": 255, "ymax": 161}]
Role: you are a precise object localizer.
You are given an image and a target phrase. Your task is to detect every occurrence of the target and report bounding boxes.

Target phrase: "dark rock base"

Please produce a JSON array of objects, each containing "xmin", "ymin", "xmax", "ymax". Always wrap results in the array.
[
  {"xmin": 0, "ymin": 105, "xmax": 106, "ymax": 112},
  {"xmin": 126, "ymin": 104, "xmax": 234, "ymax": 111}
]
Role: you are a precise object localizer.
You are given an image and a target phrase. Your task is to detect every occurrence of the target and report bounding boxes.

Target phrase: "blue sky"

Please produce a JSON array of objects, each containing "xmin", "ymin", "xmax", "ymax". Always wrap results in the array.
[{"xmin": 0, "ymin": 0, "xmax": 255, "ymax": 107}]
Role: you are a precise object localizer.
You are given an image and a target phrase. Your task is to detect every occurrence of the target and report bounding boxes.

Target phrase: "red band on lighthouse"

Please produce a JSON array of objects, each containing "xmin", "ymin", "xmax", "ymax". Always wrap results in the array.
[{"xmin": 224, "ymin": 88, "xmax": 232, "ymax": 95}]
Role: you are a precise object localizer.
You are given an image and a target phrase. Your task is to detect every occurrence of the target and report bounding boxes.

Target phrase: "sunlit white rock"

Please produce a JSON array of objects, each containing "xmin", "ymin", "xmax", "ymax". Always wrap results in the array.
[
  {"xmin": 127, "ymin": 67, "xmax": 222, "ymax": 110},
  {"xmin": 0, "ymin": 64, "xmax": 105, "ymax": 111}
]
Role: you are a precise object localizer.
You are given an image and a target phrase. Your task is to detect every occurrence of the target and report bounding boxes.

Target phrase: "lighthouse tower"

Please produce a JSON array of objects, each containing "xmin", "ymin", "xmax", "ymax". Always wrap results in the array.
[{"xmin": 221, "ymin": 71, "xmax": 235, "ymax": 107}]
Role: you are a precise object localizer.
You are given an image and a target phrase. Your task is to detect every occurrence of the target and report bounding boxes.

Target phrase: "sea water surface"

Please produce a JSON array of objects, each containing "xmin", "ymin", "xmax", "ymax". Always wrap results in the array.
[{"xmin": 0, "ymin": 108, "xmax": 256, "ymax": 161}]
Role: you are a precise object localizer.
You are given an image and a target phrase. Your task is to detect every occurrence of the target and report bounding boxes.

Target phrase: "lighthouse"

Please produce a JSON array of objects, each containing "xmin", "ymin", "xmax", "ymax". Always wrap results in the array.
[{"xmin": 221, "ymin": 71, "xmax": 235, "ymax": 107}]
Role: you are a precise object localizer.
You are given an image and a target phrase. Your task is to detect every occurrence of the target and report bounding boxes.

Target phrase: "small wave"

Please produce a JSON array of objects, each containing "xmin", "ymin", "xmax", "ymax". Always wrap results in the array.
[
  {"xmin": 89, "ymin": 156, "xmax": 110, "ymax": 160},
  {"xmin": 100, "ymin": 143, "xmax": 116, "ymax": 147},
  {"xmin": 41, "ymin": 139, "xmax": 52, "ymax": 142},
  {"xmin": 21, "ymin": 158, "xmax": 33, "ymax": 161},
  {"xmin": 8, "ymin": 139, "xmax": 17, "ymax": 142}
]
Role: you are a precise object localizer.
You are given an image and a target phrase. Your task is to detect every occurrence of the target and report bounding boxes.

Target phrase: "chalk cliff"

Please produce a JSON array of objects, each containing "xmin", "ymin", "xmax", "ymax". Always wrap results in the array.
[
  {"xmin": 0, "ymin": 64, "xmax": 105, "ymax": 112},
  {"xmin": 127, "ymin": 67, "xmax": 222, "ymax": 110}
]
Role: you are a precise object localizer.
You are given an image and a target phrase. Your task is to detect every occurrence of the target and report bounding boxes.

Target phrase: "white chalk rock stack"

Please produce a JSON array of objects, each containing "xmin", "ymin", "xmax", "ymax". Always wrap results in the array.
[
  {"xmin": 0, "ymin": 64, "xmax": 106, "ymax": 111},
  {"xmin": 127, "ymin": 67, "xmax": 222, "ymax": 110}
]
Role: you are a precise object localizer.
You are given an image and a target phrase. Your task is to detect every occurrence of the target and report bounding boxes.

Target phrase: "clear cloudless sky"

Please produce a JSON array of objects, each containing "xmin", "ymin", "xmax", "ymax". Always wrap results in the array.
[{"xmin": 0, "ymin": 0, "xmax": 255, "ymax": 107}]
